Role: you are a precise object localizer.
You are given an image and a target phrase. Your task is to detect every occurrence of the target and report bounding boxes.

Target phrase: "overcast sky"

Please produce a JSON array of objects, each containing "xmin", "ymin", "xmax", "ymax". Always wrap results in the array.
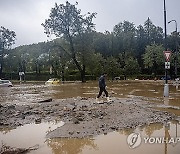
[{"xmin": 0, "ymin": 0, "xmax": 180, "ymax": 47}]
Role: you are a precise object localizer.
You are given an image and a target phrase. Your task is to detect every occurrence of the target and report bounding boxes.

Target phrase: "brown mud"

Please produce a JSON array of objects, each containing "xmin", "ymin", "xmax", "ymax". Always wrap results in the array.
[{"xmin": 0, "ymin": 97, "xmax": 177, "ymax": 138}]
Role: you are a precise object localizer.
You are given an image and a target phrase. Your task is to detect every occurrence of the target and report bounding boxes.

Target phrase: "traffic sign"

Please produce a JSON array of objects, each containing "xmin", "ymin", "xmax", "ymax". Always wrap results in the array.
[
  {"xmin": 165, "ymin": 62, "xmax": 170, "ymax": 69},
  {"xmin": 163, "ymin": 51, "xmax": 172, "ymax": 61},
  {"xmin": 19, "ymin": 72, "xmax": 25, "ymax": 76}
]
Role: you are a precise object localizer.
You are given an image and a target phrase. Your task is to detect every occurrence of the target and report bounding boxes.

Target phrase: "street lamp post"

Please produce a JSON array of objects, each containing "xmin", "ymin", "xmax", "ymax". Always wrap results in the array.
[
  {"xmin": 164, "ymin": 0, "xmax": 167, "ymax": 50},
  {"xmin": 168, "ymin": 20, "xmax": 178, "ymax": 79},
  {"xmin": 163, "ymin": 0, "xmax": 169, "ymax": 97}
]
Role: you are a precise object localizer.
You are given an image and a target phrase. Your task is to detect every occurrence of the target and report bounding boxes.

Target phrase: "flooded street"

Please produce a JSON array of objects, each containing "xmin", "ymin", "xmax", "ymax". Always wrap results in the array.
[
  {"xmin": 1, "ymin": 80, "xmax": 180, "ymax": 114},
  {"xmin": 0, "ymin": 80, "xmax": 180, "ymax": 154}
]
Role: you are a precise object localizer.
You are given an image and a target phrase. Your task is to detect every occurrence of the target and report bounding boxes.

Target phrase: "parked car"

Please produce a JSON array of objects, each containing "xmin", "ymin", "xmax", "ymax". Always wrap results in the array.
[
  {"xmin": 0, "ymin": 79, "xmax": 13, "ymax": 87},
  {"xmin": 161, "ymin": 75, "xmax": 171, "ymax": 80},
  {"xmin": 45, "ymin": 78, "xmax": 60, "ymax": 85},
  {"xmin": 114, "ymin": 77, "xmax": 121, "ymax": 80}
]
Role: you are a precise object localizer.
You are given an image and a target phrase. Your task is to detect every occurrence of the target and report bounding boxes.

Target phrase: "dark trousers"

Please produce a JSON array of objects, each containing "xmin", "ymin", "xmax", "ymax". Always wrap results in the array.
[{"xmin": 97, "ymin": 87, "xmax": 108, "ymax": 98}]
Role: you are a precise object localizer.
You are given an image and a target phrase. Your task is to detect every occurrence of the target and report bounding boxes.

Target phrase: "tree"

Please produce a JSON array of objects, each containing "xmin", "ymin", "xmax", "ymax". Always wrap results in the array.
[
  {"xmin": 42, "ymin": 1, "xmax": 96, "ymax": 82},
  {"xmin": 9, "ymin": 42, "xmax": 50, "ymax": 74},
  {"xmin": 167, "ymin": 31, "xmax": 180, "ymax": 52},
  {"xmin": 144, "ymin": 18, "xmax": 163, "ymax": 45},
  {"xmin": 86, "ymin": 52, "xmax": 104, "ymax": 78},
  {"xmin": 118, "ymin": 52, "xmax": 140, "ymax": 77},
  {"xmin": 113, "ymin": 21, "xmax": 136, "ymax": 53},
  {"xmin": 105, "ymin": 56, "xmax": 121, "ymax": 79},
  {"xmin": 50, "ymin": 39, "xmax": 71, "ymax": 81},
  {"xmin": 93, "ymin": 31, "xmax": 113, "ymax": 56},
  {"xmin": 143, "ymin": 44, "xmax": 165, "ymax": 76},
  {"xmin": 136, "ymin": 25, "xmax": 147, "ymax": 55},
  {"xmin": 0, "ymin": 26, "xmax": 16, "ymax": 78},
  {"xmin": 136, "ymin": 18, "xmax": 164, "ymax": 57},
  {"xmin": 167, "ymin": 32, "xmax": 180, "ymax": 76},
  {"xmin": 124, "ymin": 56, "xmax": 140, "ymax": 76}
]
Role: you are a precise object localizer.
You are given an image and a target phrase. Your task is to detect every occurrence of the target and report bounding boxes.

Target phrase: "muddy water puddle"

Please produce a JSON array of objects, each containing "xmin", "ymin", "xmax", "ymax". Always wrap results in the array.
[
  {"xmin": 0, "ymin": 121, "xmax": 179, "ymax": 154},
  {"xmin": 0, "ymin": 80, "xmax": 179, "ymax": 113},
  {"xmin": 0, "ymin": 80, "xmax": 179, "ymax": 100},
  {"xmin": 0, "ymin": 121, "xmax": 64, "ymax": 153}
]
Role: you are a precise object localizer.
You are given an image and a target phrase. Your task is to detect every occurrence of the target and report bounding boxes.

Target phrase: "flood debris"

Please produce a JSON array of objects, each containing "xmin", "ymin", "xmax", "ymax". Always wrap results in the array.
[
  {"xmin": 46, "ymin": 98, "xmax": 175, "ymax": 138},
  {"xmin": 38, "ymin": 98, "xmax": 52, "ymax": 103},
  {"xmin": 35, "ymin": 118, "xmax": 42, "ymax": 124},
  {"xmin": 0, "ymin": 104, "xmax": 3, "ymax": 108},
  {"xmin": 0, "ymin": 142, "xmax": 39, "ymax": 154},
  {"xmin": 0, "ymin": 97, "xmax": 177, "ymax": 138}
]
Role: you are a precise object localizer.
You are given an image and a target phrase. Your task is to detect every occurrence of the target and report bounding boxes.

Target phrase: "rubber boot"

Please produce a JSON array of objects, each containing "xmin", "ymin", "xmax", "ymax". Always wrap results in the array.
[
  {"xmin": 96, "ymin": 97, "xmax": 100, "ymax": 103},
  {"xmin": 107, "ymin": 97, "xmax": 110, "ymax": 102}
]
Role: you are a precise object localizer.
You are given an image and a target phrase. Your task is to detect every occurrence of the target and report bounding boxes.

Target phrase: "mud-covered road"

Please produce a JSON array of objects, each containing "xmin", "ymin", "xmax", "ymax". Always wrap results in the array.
[{"xmin": 0, "ymin": 97, "xmax": 176, "ymax": 138}]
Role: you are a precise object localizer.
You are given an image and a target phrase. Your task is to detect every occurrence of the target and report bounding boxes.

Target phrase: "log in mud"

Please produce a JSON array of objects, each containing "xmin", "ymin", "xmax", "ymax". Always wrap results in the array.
[{"xmin": 0, "ymin": 143, "xmax": 39, "ymax": 154}]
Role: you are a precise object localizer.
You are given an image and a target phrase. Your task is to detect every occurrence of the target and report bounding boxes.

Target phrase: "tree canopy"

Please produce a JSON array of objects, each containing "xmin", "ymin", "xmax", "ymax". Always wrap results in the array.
[
  {"xmin": 42, "ymin": 1, "xmax": 96, "ymax": 82},
  {"xmin": 0, "ymin": 26, "xmax": 16, "ymax": 78},
  {"xmin": 1, "ymin": 1, "xmax": 180, "ymax": 81}
]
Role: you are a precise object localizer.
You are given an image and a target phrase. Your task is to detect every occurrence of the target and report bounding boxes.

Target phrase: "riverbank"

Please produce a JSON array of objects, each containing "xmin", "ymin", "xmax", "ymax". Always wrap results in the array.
[{"xmin": 0, "ymin": 97, "xmax": 177, "ymax": 138}]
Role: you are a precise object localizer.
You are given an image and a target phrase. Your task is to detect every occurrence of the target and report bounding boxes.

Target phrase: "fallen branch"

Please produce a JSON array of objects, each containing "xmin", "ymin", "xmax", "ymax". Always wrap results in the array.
[
  {"xmin": 0, "ymin": 142, "xmax": 39, "ymax": 154},
  {"xmin": 38, "ymin": 98, "xmax": 52, "ymax": 103}
]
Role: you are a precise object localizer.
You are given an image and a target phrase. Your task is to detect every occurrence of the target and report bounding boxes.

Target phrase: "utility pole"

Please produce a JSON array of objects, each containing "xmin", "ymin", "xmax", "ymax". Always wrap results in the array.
[
  {"xmin": 164, "ymin": 0, "xmax": 167, "ymax": 83},
  {"xmin": 163, "ymin": 0, "xmax": 169, "ymax": 97},
  {"xmin": 175, "ymin": 22, "xmax": 178, "ymax": 79}
]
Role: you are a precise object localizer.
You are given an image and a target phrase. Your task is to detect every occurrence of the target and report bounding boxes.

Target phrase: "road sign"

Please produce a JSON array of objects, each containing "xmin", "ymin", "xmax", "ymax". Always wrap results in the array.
[
  {"xmin": 165, "ymin": 62, "xmax": 170, "ymax": 69},
  {"xmin": 19, "ymin": 72, "xmax": 25, "ymax": 76},
  {"xmin": 163, "ymin": 51, "xmax": 172, "ymax": 61}
]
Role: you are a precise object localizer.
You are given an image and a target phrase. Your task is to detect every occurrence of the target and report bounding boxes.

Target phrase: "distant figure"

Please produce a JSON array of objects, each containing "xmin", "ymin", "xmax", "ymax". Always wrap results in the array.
[{"xmin": 96, "ymin": 73, "xmax": 110, "ymax": 102}]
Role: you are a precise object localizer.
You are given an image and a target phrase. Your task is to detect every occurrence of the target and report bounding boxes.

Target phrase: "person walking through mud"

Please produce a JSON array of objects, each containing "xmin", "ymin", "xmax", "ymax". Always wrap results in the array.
[{"xmin": 96, "ymin": 73, "xmax": 110, "ymax": 103}]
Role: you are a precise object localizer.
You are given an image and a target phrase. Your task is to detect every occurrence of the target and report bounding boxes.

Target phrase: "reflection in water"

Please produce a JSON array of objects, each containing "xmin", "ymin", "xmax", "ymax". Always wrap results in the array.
[
  {"xmin": 164, "ymin": 97, "xmax": 169, "ymax": 106},
  {"xmin": 143, "ymin": 123, "xmax": 163, "ymax": 137},
  {"xmin": 0, "ymin": 121, "xmax": 179, "ymax": 154},
  {"xmin": 165, "ymin": 123, "xmax": 170, "ymax": 154},
  {"xmin": 0, "ymin": 127, "xmax": 14, "ymax": 135},
  {"xmin": 0, "ymin": 121, "xmax": 64, "ymax": 153},
  {"xmin": 44, "ymin": 122, "xmax": 180, "ymax": 154},
  {"xmin": 155, "ymin": 97, "xmax": 180, "ymax": 116},
  {"xmin": 46, "ymin": 138, "xmax": 98, "ymax": 154},
  {"xmin": 119, "ymin": 128, "xmax": 135, "ymax": 136}
]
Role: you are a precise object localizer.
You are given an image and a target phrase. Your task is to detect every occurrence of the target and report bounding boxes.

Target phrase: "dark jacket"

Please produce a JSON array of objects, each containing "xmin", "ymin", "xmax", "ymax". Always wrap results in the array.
[{"xmin": 99, "ymin": 75, "xmax": 106, "ymax": 88}]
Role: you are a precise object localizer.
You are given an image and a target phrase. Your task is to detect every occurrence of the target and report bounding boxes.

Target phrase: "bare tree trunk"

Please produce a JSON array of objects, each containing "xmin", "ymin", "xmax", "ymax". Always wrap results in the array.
[
  {"xmin": 0, "ymin": 47, "xmax": 4, "ymax": 78},
  {"xmin": 81, "ymin": 64, "xmax": 86, "ymax": 82},
  {"xmin": 35, "ymin": 62, "xmax": 38, "ymax": 75},
  {"xmin": 62, "ymin": 64, "xmax": 65, "ymax": 82},
  {"xmin": 72, "ymin": 55, "xmax": 86, "ymax": 82},
  {"xmin": 68, "ymin": 35, "xmax": 86, "ymax": 82},
  {"xmin": 0, "ymin": 59, "xmax": 3, "ymax": 78}
]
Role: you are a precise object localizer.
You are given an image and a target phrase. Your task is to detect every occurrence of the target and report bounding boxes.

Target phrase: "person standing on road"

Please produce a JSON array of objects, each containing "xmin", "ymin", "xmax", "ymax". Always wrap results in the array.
[{"xmin": 96, "ymin": 73, "xmax": 110, "ymax": 102}]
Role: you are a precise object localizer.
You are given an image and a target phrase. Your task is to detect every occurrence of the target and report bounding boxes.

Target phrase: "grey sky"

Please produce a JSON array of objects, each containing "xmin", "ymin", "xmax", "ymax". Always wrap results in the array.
[{"xmin": 0, "ymin": 0, "xmax": 179, "ymax": 47}]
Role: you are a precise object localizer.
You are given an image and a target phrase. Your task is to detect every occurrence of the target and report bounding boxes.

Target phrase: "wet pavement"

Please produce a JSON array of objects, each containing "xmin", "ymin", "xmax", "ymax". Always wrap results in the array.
[{"xmin": 0, "ymin": 80, "xmax": 180, "ymax": 153}]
